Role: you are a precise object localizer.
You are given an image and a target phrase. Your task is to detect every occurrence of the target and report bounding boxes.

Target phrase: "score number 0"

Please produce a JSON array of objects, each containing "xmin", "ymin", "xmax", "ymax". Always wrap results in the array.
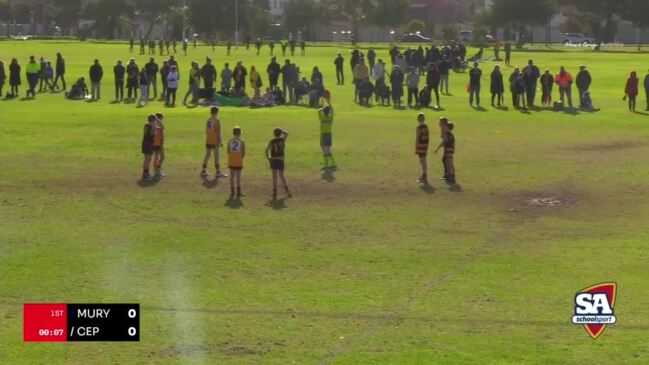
[{"xmin": 128, "ymin": 308, "xmax": 138, "ymax": 337}]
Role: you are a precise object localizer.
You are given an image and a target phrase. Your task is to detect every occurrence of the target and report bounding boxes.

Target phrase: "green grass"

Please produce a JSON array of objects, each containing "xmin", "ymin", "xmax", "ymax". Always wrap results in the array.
[{"xmin": 1, "ymin": 40, "xmax": 649, "ymax": 364}]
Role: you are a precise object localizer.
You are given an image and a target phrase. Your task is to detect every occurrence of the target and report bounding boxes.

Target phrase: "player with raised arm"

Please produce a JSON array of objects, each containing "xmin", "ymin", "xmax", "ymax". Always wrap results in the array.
[
  {"xmin": 265, "ymin": 128, "xmax": 291, "ymax": 200},
  {"xmin": 415, "ymin": 113, "xmax": 429, "ymax": 184},
  {"xmin": 141, "ymin": 114, "xmax": 156, "ymax": 180},
  {"xmin": 319, "ymin": 92, "xmax": 336, "ymax": 169},
  {"xmin": 153, "ymin": 113, "xmax": 166, "ymax": 178},
  {"xmin": 201, "ymin": 107, "xmax": 227, "ymax": 178},
  {"xmin": 227, "ymin": 126, "xmax": 246, "ymax": 198}
]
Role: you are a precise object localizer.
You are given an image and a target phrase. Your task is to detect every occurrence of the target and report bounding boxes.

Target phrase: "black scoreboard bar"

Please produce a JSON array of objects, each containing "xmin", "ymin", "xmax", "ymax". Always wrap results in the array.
[{"xmin": 24, "ymin": 303, "xmax": 140, "ymax": 342}]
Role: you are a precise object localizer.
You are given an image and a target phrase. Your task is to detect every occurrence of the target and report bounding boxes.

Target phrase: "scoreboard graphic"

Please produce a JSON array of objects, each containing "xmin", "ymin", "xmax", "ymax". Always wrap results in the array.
[{"xmin": 24, "ymin": 303, "xmax": 140, "ymax": 342}]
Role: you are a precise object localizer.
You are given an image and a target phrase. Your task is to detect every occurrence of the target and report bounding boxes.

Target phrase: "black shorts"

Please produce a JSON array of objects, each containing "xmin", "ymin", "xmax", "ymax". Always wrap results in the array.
[
  {"xmin": 417, "ymin": 152, "xmax": 427, "ymax": 158},
  {"xmin": 153, "ymin": 145, "xmax": 162, "ymax": 152},
  {"xmin": 321, "ymin": 133, "xmax": 332, "ymax": 147},
  {"xmin": 206, "ymin": 144, "xmax": 216, "ymax": 149},
  {"xmin": 229, "ymin": 166, "xmax": 243, "ymax": 171},
  {"xmin": 142, "ymin": 143, "xmax": 153, "ymax": 155},
  {"xmin": 270, "ymin": 159, "xmax": 285, "ymax": 170}
]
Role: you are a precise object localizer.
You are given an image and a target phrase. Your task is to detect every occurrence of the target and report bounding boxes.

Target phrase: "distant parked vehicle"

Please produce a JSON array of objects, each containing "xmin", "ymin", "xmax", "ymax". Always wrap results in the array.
[
  {"xmin": 401, "ymin": 33, "xmax": 431, "ymax": 43},
  {"xmin": 458, "ymin": 30, "xmax": 494, "ymax": 44},
  {"xmin": 562, "ymin": 33, "xmax": 595, "ymax": 44}
]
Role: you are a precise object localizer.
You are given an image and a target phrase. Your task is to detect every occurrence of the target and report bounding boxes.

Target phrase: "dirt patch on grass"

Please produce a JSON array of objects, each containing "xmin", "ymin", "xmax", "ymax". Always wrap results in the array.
[
  {"xmin": 506, "ymin": 189, "xmax": 581, "ymax": 214},
  {"xmin": 225, "ymin": 346, "xmax": 265, "ymax": 356},
  {"xmin": 568, "ymin": 140, "xmax": 648, "ymax": 152}
]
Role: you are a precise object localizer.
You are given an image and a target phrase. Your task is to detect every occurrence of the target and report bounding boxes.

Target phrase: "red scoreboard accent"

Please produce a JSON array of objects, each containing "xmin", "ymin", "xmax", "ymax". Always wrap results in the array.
[
  {"xmin": 24, "ymin": 303, "xmax": 67, "ymax": 342},
  {"xmin": 23, "ymin": 303, "xmax": 140, "ymax": 342}
]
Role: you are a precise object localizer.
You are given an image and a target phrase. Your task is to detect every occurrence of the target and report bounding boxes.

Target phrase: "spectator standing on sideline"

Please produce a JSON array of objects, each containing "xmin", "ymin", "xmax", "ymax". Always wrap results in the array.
[
  {"xmin": 138, "ymin": 68, "xmax": 149, "ymax": 107},
  {"xmin": 113, "ymin": 60, "xmax": 125, "ymax": 101},
  {"xmin": 523, "ymin": 59, "xmax": 540, "ymax": 107},
  {"xmin": 0, "ymin": 60, "xmax": 5, "ymax": 97},
  {"xmin": 183, "ymin": 61, "xmax": 201, "ymax": 106},
  {"xmin": 438, "ymin": 57, "xmax": 450, "ymax": 94},
  {"xmin": 221, "ymin": 63, "xmax": 232, "ymax": 92},
  {"xmin": 89, "ymin": 59, "xmax": 103, "ymax": 101},
  {"xmin": 504, "ymin": 42, "xmax": 512, "ymax": 66},
  {"xmin": 644, "ymin": 69, "xmax": 649, "ymax": 111},
  {"xmin": 9, "ymin": 58, "xmax": 21, "ymax": 97},
  {"xmin": 367, "ymin": 48, "xmax": 376, "ymax": 75},
  {"xmin": 25, "ymin": 56, "xmax": 40, "ymax": 98},
  {"xmin": 160, "ymin": 61, "xmax": 170, "ymax": 100},
  {"xmin": 426, "ymin": 64, "xmax": 441, "ymax": 107},
  {"xmin": 233, "ymin": 61, "xmax": 248, "ymax": 91},
  {"xmin": 625, "ymin": 71, "xmax": 639, "ymax": 112},
  {"xmin": 390, "ymin": 65, "xmax": 404, "ymax": 107},
  {"xmin": 554, "ymin": 66, "xmax": 573, "ymax": 108},
  {"xmin": 250, "ymin": 65, "xmax": 261, "ymax": 98},
  {"xmin": 406, "ymin": 67, "xmax": 420, "ymax": 107},
  {"xmin": 182, "ymin": 38, "xmax": 188, "ymax": 56},
  {"xmin": 126, "ymin": 59, "xmax": 139, "ymax": 101},
  {"xmin": 575, "ymin": 65, "xmax": 592, "ymax": 108},
  {"xmin": 38, "ymin": 57, "xmax": 47, "ymax": 92},
  {"xmin": 145, "ymin": 57, "xmax": 159, "ymax": 99},
  {"xmin": 227, "ymin": 40, "xmax": 232, "ymax": 56},
  {"xmin": 267, "ymin": 57, "xmax": 280, "ymax": 90},
  {"xmin": 166, "ymin": 65, "xmax": 179, "ymax": 106},
  {"xmin": 468, "ymin": 62, "xmax": 482, "ymax": 107},
  {"xmin": 139, "ymin": 38, "xmax": 146, "ymax": 55},
  {"xmin": 201, "ymin": 57, "xmax": 217, "ymax": 100},
  {"xmin": 290, "ymin": 39, "xmax": 296, "ymax": 56},
  {"xmin": 281, "ymin": 60, "xmax": 292, "ymax": 100},
  {"xmin": 255, "ymin": 37, "xmax": 262, "ymax": 55},
  {"xmin": 129, "ymin": 37, "xmax": 134, "ymax": 53},
  {"xmin": 353, "ymin": 59, "xmax": 369, "ymax": 103},
  {"xmin": 490, "ymin": 65, "xmax": 504, "ymax": 107},
  {"xmin": 300, "ymin": 40, "xmax": 306, "ymax": 56},
  {"xmin": 269, "ymin": 40, "xmax": 275, "ymax": 56},
  {"xmin": 334, "ymin": 53, "xmax": 344, "ymax": 85},
  {"xmin": 54, "ymin": 53, "xmax": 66, "ymax": 91},
  {"xmin": 540, "ymin": 69, "xmax": 553, "ymax": 107}
]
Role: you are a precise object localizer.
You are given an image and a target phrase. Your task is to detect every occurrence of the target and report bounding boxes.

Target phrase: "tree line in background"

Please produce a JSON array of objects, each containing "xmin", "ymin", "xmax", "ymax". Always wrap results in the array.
[
  {"xmin": 0, "ymin": 0, "xmax": 647, "ymax": 44},
  {"xmin": 478, "ymin": 0, "xmax": 649, "ymax": 45},
  {"xmin": 0, "ymin": 0, "xmax": 409, "ymax": 40}
]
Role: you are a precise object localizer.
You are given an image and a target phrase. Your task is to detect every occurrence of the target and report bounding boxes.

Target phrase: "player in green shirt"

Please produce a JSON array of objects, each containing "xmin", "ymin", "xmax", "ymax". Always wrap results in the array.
[{"xmin": 319, "ymin": 93, "xmax": 336, "ymax": 169}]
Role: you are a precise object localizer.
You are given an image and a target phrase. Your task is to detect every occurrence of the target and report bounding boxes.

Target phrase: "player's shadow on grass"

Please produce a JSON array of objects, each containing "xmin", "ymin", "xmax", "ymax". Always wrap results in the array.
[
  {"xmin": 136, "ymin": 178, "xmax": 160, "ymax": 188},
  {"xmin": 494, "ymin": 105, "xmax": 509, "ymax": 111},
  {"xmin": 633, "ymin": 111, "xmax": 649, "ymax": 116},
  {"xmin": 225, "ymin": 197, "xmax": 243, "ymax": 209},
  {"xmin": 448, "ymin": 183, "xmax": 462, "ymax": 192},
  {"xmin": 321, "ymin": 167, "xmax": 336, "ymax": 182},
  {"xmin": 471, "ymin": 105, "xmax": 488, "ymax": 112},
  {"xmin": 419, "ymin": 183, "xmax": 435, "ymax": 194},
  {"xmin": 19, "ymin": 97, "xmax": 34, "ymax": 101},
  {"xmin": 201, "ymin": 176, "xmax": 219, "ymax": 189},
  {"xmin": 393, "ymin": 105, "xmax": 408, "ymax": 110},
  {"xmin": 266, "ymin": 198, "xmax": 288, "ymax": 210}
]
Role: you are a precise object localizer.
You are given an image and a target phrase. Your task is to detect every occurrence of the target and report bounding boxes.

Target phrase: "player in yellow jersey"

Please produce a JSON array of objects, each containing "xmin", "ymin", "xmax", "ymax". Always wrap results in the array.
[
  {"xmin": 227, "ymin": 126, "xmax": 246, "ymax": 198},
  {"xmin": 201, "ymin": 106, "xmax": 228, "ymax": 178},
  {"xmin": 153, "ymin": 112, "xmax": 166, "ymax": 178}
]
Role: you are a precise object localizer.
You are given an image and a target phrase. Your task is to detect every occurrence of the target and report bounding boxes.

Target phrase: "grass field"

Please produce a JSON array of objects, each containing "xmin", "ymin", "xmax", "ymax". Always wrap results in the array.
[{"xmin": 1, "ymin": 40, "xmax": 649, "ymax": 364}]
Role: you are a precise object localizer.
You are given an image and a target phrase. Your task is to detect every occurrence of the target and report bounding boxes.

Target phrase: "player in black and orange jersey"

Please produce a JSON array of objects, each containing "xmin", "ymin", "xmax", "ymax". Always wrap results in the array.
[
  {"xmin": 265, "ymin": 128, "xmax": 291, "ymax": 200},
  {"xmin": 437, "ymin": 117, "xmax": 449, "ymax": 181},
  {"xmin": 227, "ymin": 126, "xmax": 246, "ymax": 198},
  {"xmin": 435, "ymin": 120, "xmax": 456, "ymax": 185},
  {"xmin": 141, "ymin": 114, "xmax": 156, "ymax": 179},
  {"xmin": 201, "ymin": 106, "xmax": 227, "ymax": 178},
  {"xmin": 415, "ymin": 113, "xmax": 429, "ymax": 184},
  {"xmin": 153, "ymin": 112, "xmax": 166, "ymax": 178}
]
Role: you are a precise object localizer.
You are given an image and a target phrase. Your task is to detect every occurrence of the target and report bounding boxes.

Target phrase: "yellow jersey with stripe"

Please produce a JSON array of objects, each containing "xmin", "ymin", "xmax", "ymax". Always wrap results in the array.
[
  {"xmin": 205, "ymin": 117, "xmax": 220, "ymax": 146},
  {"xmin": 228, "ymin": 138, "xmax": 245, "ymax": 168}
]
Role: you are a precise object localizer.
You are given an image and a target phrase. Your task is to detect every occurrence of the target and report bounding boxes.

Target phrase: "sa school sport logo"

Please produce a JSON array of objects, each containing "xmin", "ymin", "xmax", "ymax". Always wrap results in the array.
[{"xmin": 572, "ymin": 282, "xmax": 617, "ymax": 339}]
